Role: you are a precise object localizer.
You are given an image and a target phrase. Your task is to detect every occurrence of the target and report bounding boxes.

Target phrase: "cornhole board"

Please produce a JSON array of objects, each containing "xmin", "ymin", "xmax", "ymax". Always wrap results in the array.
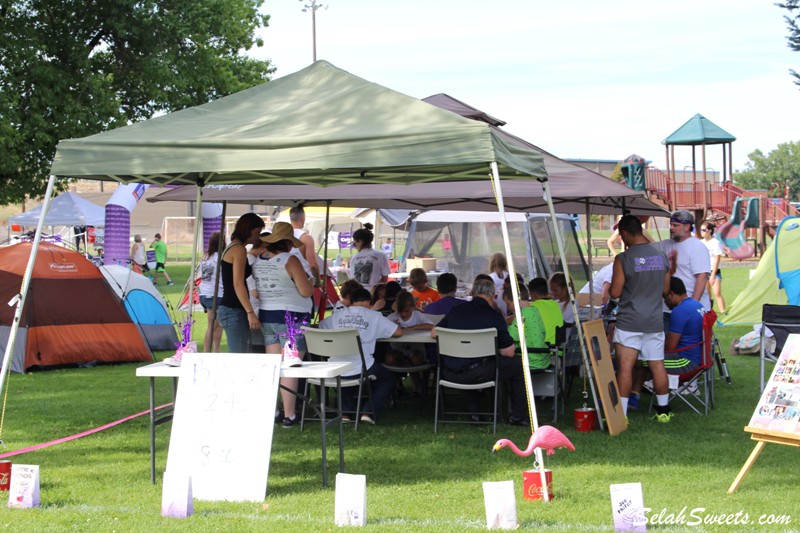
[
  {"xmin": 729, "ymin": 333, "xmax": 800, "ymax": 493},
  {"xmin": 582, "ymin": 319, "xmax": 627, "ymax": 436}
]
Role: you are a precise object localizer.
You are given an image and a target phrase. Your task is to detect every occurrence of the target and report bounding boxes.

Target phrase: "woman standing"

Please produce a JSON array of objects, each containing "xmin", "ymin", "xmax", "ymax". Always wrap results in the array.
[
  {"xmin": 253, "ymin": 222, "xmax": 314, "ymax": 428},
  {"xmin": 217, "ymin": 213, "xmax": 265, "ymax": 353},
  {"xmin": 348, "ymin": 223, "xmax": 391, "ymax": 293},
  {"xmin": 199, "ymin": 231, "xmax": 225, "ymax": 352},
  {"xmin": 700, "ymin": 222, "xmax": 726, "ymax": 313},
  {"xmin": 130, "ymin": 234, "xmax": 147, "ymax": 275}
]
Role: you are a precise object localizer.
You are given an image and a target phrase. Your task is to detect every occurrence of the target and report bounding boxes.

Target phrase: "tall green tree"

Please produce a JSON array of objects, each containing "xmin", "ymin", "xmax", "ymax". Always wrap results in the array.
[
  {"xmin": 778, "ymin": 0, "xmax": 800, "ymax": 86},
  {"xmin": 733, "ymin": 140, "xmax": 800, "ymax": 200},
  {"xmin": 0, "ymin": 0, "xmax": 273, "ymax": 205}
]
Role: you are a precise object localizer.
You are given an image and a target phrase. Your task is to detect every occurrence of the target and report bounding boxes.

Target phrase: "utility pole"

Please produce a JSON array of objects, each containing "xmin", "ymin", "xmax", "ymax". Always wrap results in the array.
[{"xmin": 300, "ymin": 0, "xmax": 327, "ymax": 62}]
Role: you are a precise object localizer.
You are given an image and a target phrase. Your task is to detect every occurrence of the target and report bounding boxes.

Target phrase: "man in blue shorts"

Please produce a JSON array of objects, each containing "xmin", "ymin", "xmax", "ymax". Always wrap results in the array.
[{"xmin": 664, "ymin": 277, "xmax": 705, "ymax": 374}]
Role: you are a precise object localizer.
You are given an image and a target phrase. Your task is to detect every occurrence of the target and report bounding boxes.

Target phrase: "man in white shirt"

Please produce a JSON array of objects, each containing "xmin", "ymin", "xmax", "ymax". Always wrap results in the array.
[
  {"xmin": 289, "ymin": 206, "xmax": 320, "ymax": 283},
  {"xmin": 658, "ymin": 210, "xmax": 711, "ymax": 315},
  {"xmin": 320, "ymin": 287, "xmax": 402, "ymax": 423}
]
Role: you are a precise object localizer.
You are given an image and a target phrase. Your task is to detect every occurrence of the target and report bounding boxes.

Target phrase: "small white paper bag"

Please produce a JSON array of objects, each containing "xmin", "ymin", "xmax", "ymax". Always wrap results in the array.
[
  {"xmin": 161, "ymin": 470, "xmax": 193, "ymax": 518},
  {"xmin": 610, "ymin": 482, "xmax": 646, "ymax": 532},
  {"xmin": 482, "ymin": 480, "xmax": 517, "ymax": 530},
  {"xmin": 7, "ymin": 464, "xmax": 40, "ymax": 509},
  {"xmin": 335, "ymin": 473, "xmax": 366, "ymax": 526}
]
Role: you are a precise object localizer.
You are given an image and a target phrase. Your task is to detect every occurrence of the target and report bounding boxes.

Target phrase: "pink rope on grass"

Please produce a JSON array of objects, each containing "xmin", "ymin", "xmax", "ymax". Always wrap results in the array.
[{"xmin": 0, "ymin": 402, "xmax": 174, "ymax": 459}]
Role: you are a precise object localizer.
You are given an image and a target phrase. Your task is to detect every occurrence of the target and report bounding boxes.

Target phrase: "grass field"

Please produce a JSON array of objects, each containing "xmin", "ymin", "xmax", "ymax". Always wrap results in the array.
[{"xmin": 0, "ymin": 264, "xmax": 798, "ymax": 531}]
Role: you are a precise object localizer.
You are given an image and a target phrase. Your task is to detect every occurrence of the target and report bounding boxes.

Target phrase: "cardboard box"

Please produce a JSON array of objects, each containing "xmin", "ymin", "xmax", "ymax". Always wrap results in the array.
[{"xmin": 406, "ymin": 258, "xmax": 437, "ymax": 272}]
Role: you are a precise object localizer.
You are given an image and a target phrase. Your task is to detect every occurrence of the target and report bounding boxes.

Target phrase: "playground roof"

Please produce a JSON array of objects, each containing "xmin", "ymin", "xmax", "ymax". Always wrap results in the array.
[{"xmin": 662, "ymin": 113, "xmax": 736, "ymax": 145}]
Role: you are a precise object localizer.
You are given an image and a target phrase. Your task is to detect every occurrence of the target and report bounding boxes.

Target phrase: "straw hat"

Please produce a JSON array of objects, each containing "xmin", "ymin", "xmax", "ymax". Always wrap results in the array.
[{"xmin": 261, "ymin": 222, "xmax": 303, "ymax": 248}]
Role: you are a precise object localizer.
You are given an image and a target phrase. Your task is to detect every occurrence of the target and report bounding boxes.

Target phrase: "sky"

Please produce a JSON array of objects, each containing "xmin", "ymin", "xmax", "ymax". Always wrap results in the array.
[{"xmin": 250, "ymin": 1, "xmax": 800, "ymax": 174}]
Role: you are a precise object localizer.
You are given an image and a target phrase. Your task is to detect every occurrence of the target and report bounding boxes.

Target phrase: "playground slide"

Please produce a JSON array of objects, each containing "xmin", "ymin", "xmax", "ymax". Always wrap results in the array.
[{"xmin": 717, "ymin": 219, "xmax": 755, "ymax": 260}]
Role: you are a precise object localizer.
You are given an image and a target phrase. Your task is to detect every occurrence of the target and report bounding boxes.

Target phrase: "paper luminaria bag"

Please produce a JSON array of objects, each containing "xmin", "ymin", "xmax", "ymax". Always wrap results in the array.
[
  {"xmin": 7, "ymin": 464, "xmax": 40, "ymax": 509},
  {"xmin": 335, "ymin": 473, "xmax": 366, "ymax": 526},
  {"xmin": 482, "ymin": 480, "xmax": 517, "ymax": 530}
]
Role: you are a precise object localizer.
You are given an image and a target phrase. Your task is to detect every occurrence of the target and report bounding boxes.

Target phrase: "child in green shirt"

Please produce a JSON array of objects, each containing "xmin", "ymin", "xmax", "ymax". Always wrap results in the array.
[{"xmin": 503, "ymin": 284, "xmax": 548, "ymax": 370}]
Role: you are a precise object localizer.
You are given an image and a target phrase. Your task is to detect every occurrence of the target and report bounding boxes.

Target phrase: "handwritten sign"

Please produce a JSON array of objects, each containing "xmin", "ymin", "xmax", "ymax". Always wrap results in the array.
[
  {"xmin": 610, "ymin": 482, "xmax": 646, "ymax": 532},
  {"xmin": 165, "ymin": 353, "xmax": 281, "ymax": 502}
]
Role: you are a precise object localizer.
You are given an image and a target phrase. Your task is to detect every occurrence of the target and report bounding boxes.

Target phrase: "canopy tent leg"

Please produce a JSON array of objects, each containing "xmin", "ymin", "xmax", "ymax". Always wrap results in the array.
[
  {"xmin": 209, "ymin": 201, "xmax": 227, "ymax": 352},
  {"xmin": 0, "ymin": 174, "xmax": 58, "ymax": 443},
  {"xmin": 489, "ymin": 162, "xmax": 549, "ymax": 502},
  {"xmin": 585, "ymin": 201, "xmax": 596, "ymax": 319},
  {"xmin": 186, "ymin": 183, "xmax": 204, "ymax": 335},
  {"xmin": 541, "ymin": 179, "xmax": 605, "ymax": 432},
  {"xmin": 317, "ymin": 200, "xmax": 332, "ymax": 322}
]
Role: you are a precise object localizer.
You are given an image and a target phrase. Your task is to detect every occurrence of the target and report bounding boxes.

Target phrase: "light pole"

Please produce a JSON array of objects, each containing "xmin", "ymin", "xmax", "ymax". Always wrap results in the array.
[{"xmin": 300, "ymin": 0, "xmax": 327, "ymax": 62}]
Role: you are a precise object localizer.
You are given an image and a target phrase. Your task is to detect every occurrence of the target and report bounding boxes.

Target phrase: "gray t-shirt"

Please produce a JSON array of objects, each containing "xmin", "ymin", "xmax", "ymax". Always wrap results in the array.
[{"xmin": 616, "ymin": 242, "xmax": 669, "ymax": 333}]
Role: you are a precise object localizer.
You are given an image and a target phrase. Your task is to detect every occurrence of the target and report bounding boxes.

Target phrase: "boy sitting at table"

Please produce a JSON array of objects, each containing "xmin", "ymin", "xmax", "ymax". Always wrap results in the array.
[
  {"xmin": 408, "ymin": 268, "xmax": 440, "ymax": 310},
  {"xmin": 385, "ymin": 291, "xmax": 435, "ymax": 396},
  {"xmin": 503, "ymin": 284, "xmax": 549, "ymax": 370},
  {"xmin": 320, "ymin": 287, "xmax": 402, "ymax": 423}
]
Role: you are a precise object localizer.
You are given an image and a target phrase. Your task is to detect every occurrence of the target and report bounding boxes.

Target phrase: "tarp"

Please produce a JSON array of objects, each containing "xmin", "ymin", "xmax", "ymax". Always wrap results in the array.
[
  {"xmin": 99, "ymin": 265, "xmax": 178, "ymax": 351},
  {"xmin": 51, "ymin": 61, "xmax": 547, "ymax": 185},
  {"xmin": 9, "ymin": 191, "xmax": 105, "ymax": 227},
  {"xmin": 0, "ymin": 243, "xmax": 151, "ymax": 372},
  {"xmin": 719, "ymin": 216, "xmax": 800, "ymax": 325}
]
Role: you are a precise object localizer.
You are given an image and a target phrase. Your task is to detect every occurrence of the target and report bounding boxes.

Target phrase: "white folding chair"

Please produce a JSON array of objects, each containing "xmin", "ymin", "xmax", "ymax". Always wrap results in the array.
[
  {"xmin": 434, "ymin": 327, "xmax": 499, "ymax": 434},
  {"xmin": 301, "ymin": 328, "xmax": 374, "ymax": 431}
]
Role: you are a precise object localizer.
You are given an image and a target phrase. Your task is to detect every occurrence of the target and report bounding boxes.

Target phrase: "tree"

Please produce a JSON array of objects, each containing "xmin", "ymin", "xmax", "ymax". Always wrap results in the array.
[
  {"xmin": 733, "ymin": 140, "xmax": 800, "ymax": 200},
  {"xmin": 778, "ymin": 0, "xmax": 800, "ymax": 86},
  {"xmin": 0, "ymin": 1, "xmax": 274, "ymax": 205}
]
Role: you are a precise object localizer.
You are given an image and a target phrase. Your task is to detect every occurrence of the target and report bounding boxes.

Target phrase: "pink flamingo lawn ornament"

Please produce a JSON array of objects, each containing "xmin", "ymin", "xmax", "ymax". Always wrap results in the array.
[{"xmin": 492, "ymin": 425, "xmax": 575, "ymax": 457}]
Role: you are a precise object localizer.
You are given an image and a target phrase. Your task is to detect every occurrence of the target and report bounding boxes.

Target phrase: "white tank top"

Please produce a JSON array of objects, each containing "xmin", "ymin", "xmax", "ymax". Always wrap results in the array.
[
  {"xmin": 290, "ymin": 227, "xmax": 313, "ymax": 277},
  {"xmin": 252, "ymin": 252, "xmax": 311, "ymax": 313}
]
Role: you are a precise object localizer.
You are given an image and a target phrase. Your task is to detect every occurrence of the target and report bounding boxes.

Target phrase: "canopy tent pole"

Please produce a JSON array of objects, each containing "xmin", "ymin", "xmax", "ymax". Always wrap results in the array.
[
  {"xmin": 209, "ymin": 201, "xmax": 228, "ymax": 352},
  {"xmin": 489, "ymin": 162, "xmax": 549, "ymax": 502},
  {"xmin": 0, "ymin": 174, "xmax": 58, "ymax": 442},
  {"xmin": 187, "ymin": 182, "xmax": 204, "ymax": 333},
  {"xmin": 317, "ymin": 200, "xmax": 332, "ymax": 322},
  {"xmin": 541, "ymin": 178, "xmax": 604, "ymax": 431},
  {"xmin": 585, "ymin": 201, "xmax": 596, "ymax": 319}
]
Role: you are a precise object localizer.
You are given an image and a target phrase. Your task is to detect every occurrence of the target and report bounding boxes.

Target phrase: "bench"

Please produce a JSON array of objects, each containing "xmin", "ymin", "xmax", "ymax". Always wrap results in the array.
[{"xmin": 590, "ymin": 238, "xmax": 612, "ymax": 257}]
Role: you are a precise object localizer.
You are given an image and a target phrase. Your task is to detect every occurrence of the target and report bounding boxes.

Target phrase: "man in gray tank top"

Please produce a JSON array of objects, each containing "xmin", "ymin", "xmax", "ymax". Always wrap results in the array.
[{"xmin": 609, "ymin": 215, "xmax": 673, "ymax": 422}]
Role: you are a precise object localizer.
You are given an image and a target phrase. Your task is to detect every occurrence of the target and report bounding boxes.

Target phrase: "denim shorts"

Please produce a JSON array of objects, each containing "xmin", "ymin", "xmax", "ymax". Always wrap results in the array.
[
  {"xmin": 260, "ymin": 321, "xmax": 307, "ymax": 352},
  {"xmin": 199, "ymin": 295, "xmax": 214, "ymax": 312}
]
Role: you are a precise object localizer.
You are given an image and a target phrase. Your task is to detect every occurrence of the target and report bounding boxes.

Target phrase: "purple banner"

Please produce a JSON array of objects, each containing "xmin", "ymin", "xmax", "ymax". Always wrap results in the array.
[
  {"xmin": 103, "ymin": 204, "xmax": 131, "ymax": 266},
  {"xmin": 338, "ymin": 231, "xmax": 352, "ymax": 249},
  {"xmin": 203, "ymin": 215, "xmax": 223, "ymax": 251}
]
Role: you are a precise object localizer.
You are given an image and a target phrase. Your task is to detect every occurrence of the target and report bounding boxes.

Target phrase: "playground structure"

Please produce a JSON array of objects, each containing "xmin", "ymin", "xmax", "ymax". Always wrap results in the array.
[{"xmin": 637, "ymin": 114, "xmax": 798, "ymax": 258}]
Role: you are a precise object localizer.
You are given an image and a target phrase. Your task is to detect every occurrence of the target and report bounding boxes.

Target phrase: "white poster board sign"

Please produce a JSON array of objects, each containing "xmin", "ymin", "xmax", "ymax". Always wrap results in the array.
[{"xmin": 165, "ymin": 353, "xmax": 281, "ymax": 502}]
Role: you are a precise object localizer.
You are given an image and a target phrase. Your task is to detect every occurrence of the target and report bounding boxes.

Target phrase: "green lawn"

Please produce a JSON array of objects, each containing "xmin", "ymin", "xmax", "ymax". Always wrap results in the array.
[{"xmin": 0, "ymin": 265, "xmax": 797, "ymax": 531}]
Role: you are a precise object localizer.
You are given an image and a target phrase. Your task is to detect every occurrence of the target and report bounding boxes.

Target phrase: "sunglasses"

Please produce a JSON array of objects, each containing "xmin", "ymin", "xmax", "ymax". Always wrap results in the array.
[{"xmin": 700, "ymin": 228, "xmax": 707, "ymax": 232}]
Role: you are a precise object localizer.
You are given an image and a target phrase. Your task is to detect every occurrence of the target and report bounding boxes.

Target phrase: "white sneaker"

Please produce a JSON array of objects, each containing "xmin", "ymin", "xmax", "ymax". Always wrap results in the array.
[
  {"xmin": 284, "ymin": 355, "xmax": 303, "ymax": 367},
  {"xmin": 680, "ymin": 382, "xmax": 699, "ymax": 396},
  {"xmin": 163, "ymin": 354, "xmax": 182, "ymax": 367}
]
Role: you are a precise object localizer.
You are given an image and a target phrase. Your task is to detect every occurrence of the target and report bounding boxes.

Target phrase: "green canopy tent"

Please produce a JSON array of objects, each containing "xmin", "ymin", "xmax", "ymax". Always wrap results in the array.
[{"xmin": 5, "ymin": 61, "xmax": 629, "ymax": 484}]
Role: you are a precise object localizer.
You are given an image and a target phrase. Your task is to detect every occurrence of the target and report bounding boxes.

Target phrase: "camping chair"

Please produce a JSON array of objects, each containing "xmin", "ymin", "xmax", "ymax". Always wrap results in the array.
[
  {"xmin": 381, "ymin": 313, "xmax": 443, "ymax": 399},
  {"xmin": 527, "ymin": 325, "xmax": 570, "ymax": 423},
  {"xmin": 301, "ymin": 328, "xmax": 375, "ymax": 431},
  {"xmin": 434, "ymin": 327, "xmax": 499, "ymax": 434},
  {"xmin": 652, "ymin": 309, "xmax": 717, "ymax": 415},
  {"xmin": 760, "ymin": 304, "xmax": 800, "ymax": 393}
]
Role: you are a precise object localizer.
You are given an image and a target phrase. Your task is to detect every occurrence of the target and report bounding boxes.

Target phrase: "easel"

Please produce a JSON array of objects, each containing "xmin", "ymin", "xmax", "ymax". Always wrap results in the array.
[
  {"xmin": 728, "ymin": 427, "xmax": 800, "ymax": 493},
  {"xmin": 728, "ymin": 333, "xmax": 800, "ymax": 493}
]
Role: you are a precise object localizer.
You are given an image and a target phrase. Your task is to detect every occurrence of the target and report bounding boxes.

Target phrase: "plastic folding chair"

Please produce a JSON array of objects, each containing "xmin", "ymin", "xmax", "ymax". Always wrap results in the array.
[
  {"xmin": 760, "ymin": 304, "xmax": 800, "ymax": 393},
  {"xmin": 434, "ymin": 327, "xmax": 499, "ymax": 434},
  {"xmin": 301, "ymin": 328, "xmax": 375, "ymax": 431}
]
